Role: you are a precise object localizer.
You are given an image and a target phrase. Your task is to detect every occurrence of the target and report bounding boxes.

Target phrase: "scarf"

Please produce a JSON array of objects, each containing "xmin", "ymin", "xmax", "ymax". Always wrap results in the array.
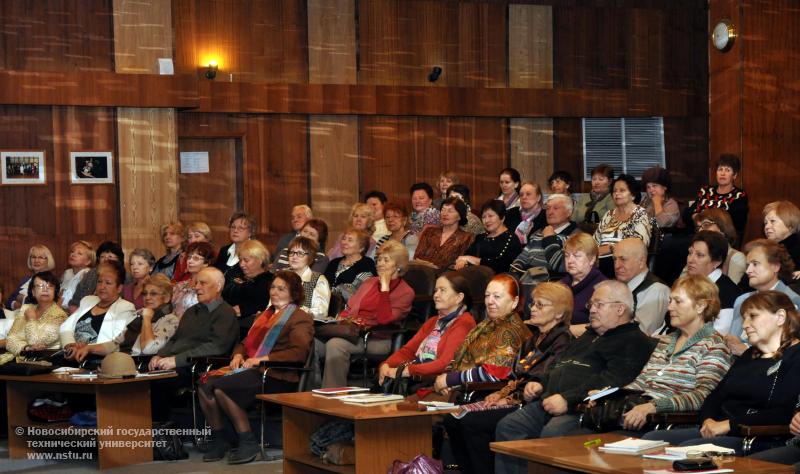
[
  {"xmin": 119, "ymin": 303, "xmax": 172, "ymax": 353},
  {"xmin": 254, "ymin": 304, "xmax": 297, "ymax": 358}
]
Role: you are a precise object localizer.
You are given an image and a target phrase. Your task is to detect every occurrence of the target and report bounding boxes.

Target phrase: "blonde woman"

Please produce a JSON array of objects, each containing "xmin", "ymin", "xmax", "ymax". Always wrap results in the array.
[
  {"xmin": 7, "ymin": 245, "xmax": 55, "ymax": 311},
  {"xmin": 327, "ymin": 203, "xmax": 379, "ymax": 259},
  {"xmin": 60, "ymin": 240, "xmax": 95, "ymax": 309}
]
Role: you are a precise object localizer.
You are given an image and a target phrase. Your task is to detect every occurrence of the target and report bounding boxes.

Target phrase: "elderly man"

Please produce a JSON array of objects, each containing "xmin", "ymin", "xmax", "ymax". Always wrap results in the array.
[
  {"xmin": 273, "ymin": 204, "xmax": 313, "ymax": 262},
  {"xmin": 508, "ymin": 194, "xmax": 577, "ymax": 282},
  {"xmin": 494, "ymin": 280, "xmax": 653, "ymax": 474},
  {"xmin": 150, "ymin": 267, "xmax": 238, "ymax": 371},
  {"xmin": 613, "ymin": 238, "xmax": 670, "ymax": 335}
]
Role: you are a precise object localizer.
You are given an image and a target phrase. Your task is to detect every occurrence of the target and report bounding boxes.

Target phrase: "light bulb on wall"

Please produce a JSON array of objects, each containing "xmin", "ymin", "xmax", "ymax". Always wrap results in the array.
[{"xmin": 205, "ymin": 61, "xmax": 218, "ymax": 80}]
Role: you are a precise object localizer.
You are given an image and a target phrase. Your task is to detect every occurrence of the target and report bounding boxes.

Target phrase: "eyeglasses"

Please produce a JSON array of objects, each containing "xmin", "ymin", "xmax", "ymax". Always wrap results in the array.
[
  {"xmin": 288, "ymin": 250, "xmax": 309, "ymax": 257},
  {"xmin": 142, "ymin": 291, "xmax": 163, "ymax": 297},
  {"xmin": 697, "ymin": 220, "xmax": 717, "ymax": 230},
  {"xmin": 34, "ymin": 283, "xmax": 54, "ymax": 291},
  {"xmin": 187, "ymin": 254, "xmax": 206, "ymax": 262},
  {"xmin": 528, "ymin": 301, "xmax": 553, "ymax": 310},
  {"xmin": 586, "ymin": 300, "xmax": 622, "ymax": 310}
]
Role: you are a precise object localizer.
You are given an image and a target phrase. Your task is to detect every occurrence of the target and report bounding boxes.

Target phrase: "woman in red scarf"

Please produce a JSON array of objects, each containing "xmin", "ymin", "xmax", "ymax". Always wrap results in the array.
[{"xmin": 199, "ymin": 270, "xmax": 313, "ymax": 465}]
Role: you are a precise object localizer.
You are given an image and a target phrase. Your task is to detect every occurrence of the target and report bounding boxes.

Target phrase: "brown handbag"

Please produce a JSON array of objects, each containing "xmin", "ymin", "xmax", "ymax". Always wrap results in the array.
[{"xmin": 315, "ymin": 322, "xmax": 362, "ymax": 345}]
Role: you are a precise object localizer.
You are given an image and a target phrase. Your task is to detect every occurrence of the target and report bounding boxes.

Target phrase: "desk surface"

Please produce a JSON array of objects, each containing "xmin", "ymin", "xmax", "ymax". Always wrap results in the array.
[
  {"xmin": 491, "ymin": 433, "xmax": 794, "ymax": 474},
  {"xmin": 0, "ymin": 371, "xmax": 176, "ymax": 385},
  {"xmin": 259, "ymin": 391, "xmax": 448, "ymax": 420}
]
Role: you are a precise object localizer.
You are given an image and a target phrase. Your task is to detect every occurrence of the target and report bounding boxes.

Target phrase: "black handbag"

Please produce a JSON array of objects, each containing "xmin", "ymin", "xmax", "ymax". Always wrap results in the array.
[
  {"xmin": 152, "ymin": 421, "xmax": 188, "ymax": 461},
  {"xmin": 375, "ymin": 362, "xmax": 412, "ymax": 395},
  {"xmin": 580, "ymin": 390, "xmax": 648, "ymax": 432}
]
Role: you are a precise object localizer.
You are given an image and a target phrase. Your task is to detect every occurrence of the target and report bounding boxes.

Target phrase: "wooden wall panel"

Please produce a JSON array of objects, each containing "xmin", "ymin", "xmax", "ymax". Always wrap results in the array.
[
  {"xmin": 173, "ymin": 0, "xmax": 308, "ymax": 83},
  {"xmin": 177, "ymin": 113, "xmax": 309, "ymax": 248},
  {"xmin": 360, "ymin": 117, "xmax": 506, "ymax": 209},
  {"xmin": 0, "ymin": 0, "xmax": 114, "ymax": 72},
  {"xmin": 309, "ymin": 116, "xmax": 359, "ymax": 246},
  {"xmin": 358, "ymin": 0, "xmax": 506, "ymax": 87},
  {"xmin": 307, "ymin": 0, "xmax": 356, "ymax": 84},
  {"xmin": 113, "ymin": 0, "xmax": 173, "ymax": 74},
  {"xmin": 510, "ymin": 118, "xmax": 554, "ymax": 191},
  {"xmin": 116, "ymin": 108, "xmax": 178, "ymax": 257},
  {"xmin": 509, "ymin": 4, "xmax": 552, "ymax": 89},
  {"xmin": 0, "ymin": 106, "xmax": 117, "ymax": 299}
]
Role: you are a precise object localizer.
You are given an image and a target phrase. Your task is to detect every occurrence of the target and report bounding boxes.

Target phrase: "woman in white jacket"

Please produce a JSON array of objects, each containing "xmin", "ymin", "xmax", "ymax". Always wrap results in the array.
[{"xmin": 61, "ymin": 260, "xmax": 136, "ymax": 362}]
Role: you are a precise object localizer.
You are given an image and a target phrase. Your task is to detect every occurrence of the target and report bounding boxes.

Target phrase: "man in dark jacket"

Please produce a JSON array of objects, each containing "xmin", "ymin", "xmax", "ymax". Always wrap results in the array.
[{"xmin": 494, "ymin": 280, "xmax": 654, "ymax": 474}]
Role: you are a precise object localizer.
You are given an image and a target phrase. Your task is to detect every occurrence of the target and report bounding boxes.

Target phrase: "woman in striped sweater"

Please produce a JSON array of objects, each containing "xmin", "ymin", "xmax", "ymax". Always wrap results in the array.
[{"xmin": 617, "ymin": 274, "xmax": 732, "ymax": 431}]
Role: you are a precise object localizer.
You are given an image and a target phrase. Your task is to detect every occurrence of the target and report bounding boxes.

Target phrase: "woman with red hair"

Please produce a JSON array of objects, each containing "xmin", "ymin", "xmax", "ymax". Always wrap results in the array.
[{"xmin": 433, "ymin": 274, "xmax": 531, "ymax": 393}]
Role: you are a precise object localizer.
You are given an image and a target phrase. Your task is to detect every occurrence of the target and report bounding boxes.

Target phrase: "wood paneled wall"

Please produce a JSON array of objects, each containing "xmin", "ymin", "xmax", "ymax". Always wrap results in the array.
[
  {"xmin": 0, "ymin": 0, "xmax": 114, "ymax": 72},
  {"xmin": 710, "ymin": 0, "xmax": 800, "ymax": 242},
  {"xmin": 0, "ymin": 106, "xmax": 117, "ymax": 298}
]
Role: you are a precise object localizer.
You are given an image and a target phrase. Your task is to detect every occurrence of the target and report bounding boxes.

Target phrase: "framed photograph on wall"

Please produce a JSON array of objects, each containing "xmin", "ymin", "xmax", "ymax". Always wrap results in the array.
[
  {"xmin": 70, "ymin": 151, "xmax": 113, "ymax": 184},
  {"xmin": 1, "ymin": 151, "xmax": 46, "ymax": 185}
]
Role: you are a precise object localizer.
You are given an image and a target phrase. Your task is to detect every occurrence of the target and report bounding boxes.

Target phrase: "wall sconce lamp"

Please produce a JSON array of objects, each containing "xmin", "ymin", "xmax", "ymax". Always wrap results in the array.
[
  {"xmin": 205, "ymin": 61, "xmax": 218, "ymax": 80},
  {"xmin": 428, "ymin": 66, "xmax": 442, "ymax": 83}
]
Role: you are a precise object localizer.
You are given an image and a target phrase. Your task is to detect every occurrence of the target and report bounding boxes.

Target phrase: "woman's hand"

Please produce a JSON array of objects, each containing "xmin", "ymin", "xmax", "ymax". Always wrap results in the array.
[
  {"xmin": 140, "ymin": 307, "xmax": 154, "ymax": 322},
  {"xmin": 434, "ymin": 373, "xmax": 449, "ymax": 393},
  {"xmin": 622, "ymin": 402, "xmax": 657, "ymax": 430},
  {"xmin": 700, "ymin": 418, "xmax": 731, "ymax": 438},
  {"xmin": 64, "ymin": 342, "xmax": 86, "ymax": 360},
  {"xmin": 454, "ymin": 256, "xmax": 479, "ymax": 270},
  {"xmin": 378, "ymin": 270, "xmax": 392, "ymax": 292},
  {"xmin": 230, "ymin": 354, "xmax": 245, "ymax": 370},
  {"xmin": 242, "ymin": 356, "xmax": 266, "ymax": 369},
  {"xmin": 485, "ymin": 396, "xmax": 510, "ymax": 408},
  {"xmin": 793, "ymin": 271, "xmax": 800, "ymax": 280},
  {"xmin": 378, "ymin": 364, "xmax": 395, "ymax": 385},
  {"xmin": 790, "ymin": 412, "xmax": 800, "ymax": 436},
  {"xmin": 723, "ymin": 334, "xmax": 748, "ymax": 357},
  {"xmin": 523, "ymin": 382, "xmax": 543, "ymax": 402},
  {"xmin": 72, "ymin": 345, "xmax": 91, "ymax": 362}
]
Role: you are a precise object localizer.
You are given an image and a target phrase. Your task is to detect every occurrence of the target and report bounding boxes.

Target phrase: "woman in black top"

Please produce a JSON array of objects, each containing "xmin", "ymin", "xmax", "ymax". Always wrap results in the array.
[
  {"xmin": 323, "ymin": 227, "xmax": 377, "ymax": 303},
  {"xmin": 454, "ymin": 200, "xmax": 522, "ymax": 275},
  {"xmin": 644, "ymin": 291, "xmax": 800, "ymax": 455},
  {"xmin": 763, "ymin": 200, "xmax": 800, "ymax": 271},
  {"xmin": 222, "ymin": 239, "xmax": 272, "ymax": 339},
  {"xmin": 685, "ymin": 231, "xmax": 742, "ymax": 332}
]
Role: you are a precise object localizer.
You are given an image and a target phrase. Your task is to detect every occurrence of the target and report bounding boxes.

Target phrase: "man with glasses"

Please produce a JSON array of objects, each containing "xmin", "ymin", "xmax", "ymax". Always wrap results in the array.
[
  {"xmin": 508, "ymin": 194, "xmax": 578, "ymax": 283},
  {"xmin": 494, "ymin": 280, "xmax": 654, "ymax": 474}
]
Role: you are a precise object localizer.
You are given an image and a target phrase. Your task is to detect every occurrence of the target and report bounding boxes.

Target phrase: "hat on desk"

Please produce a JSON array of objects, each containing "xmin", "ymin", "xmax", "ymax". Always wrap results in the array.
[{"xmin": 98, "ymin": 352, "xmax": 137, "ymax": 379}]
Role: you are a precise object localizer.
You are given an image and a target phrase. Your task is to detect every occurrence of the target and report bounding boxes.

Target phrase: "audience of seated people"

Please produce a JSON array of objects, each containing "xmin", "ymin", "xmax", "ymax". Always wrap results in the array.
[{"xmin": 6, "ymin": 159, "xmax": 800, "ymax": 471}]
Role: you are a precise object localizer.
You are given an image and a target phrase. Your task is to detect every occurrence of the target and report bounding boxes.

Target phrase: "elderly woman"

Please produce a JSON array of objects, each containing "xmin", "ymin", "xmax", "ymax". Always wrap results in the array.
[
  {"xmin": 409, "ymin": 182, "xmax": 441, "ymax": 234},
  {"xmin": 323, "ymin": 228, "xmax": 377, "ymax": 302},
  {"xmin": 645, "ymin": 291, "xmax": 800, "ymax": 455},
  {"xmin": 5, "ymin": 271, "xmax": 68, "ymax": 355},
  {"xmin": 686, "ymin": 231, "xmax": 742, "ymax": 334},
  {"xmin": 327, "ymin": 203, "xmax": 379, "ymax": 259},
  {"xmin": 172, "ymin": 221, "xmax": 214, "ymax": 283},
  {"xmin": 455, "ymin": 200, "xmax": 522, "ymax": 274},
  {"xmin": 447, "ymin": 184, "xmax": 485, "ymax": 235},
  {"xmin": 380, "ymin": 202, "xmax": 419, "ymax": 259},
  {"xmin": 200, "ymin": 270, "xmax": 313, "ymax": 465},
  {"xmin": 61, "ymin": 261, "xmax": 137, "ymax": 363},
  {"xmin": 763, "ymin": 200, "xmax": 800, "ymax": 269},
  {"xmin": 505, "ymin": 181, "xmax": 547, "ymax": 243},
  {"xmin": 285, "ymin": 236, "xmax": 330, "ymax": 320},
  {"xmin": 640, "ymin": 166, "xmax": 680, "ymax": 229},
  {"xmin": 690, "ymin": 209, "xmax": 746, "ymax": 284},
  {"xmin": 122, "ymin": 248, "xmax": 156, "ymax": 310},
  {"xmin": 273, "ymin": 218, "xmax": 330, "ymax": 273},
  {"xmin": 725, "ymin": 240, "xmax": 800, "ymax": 354},
  {"xmin": 497, "ymin": 167, "xmax": 522, "ymax": 210},
  {"xmin": 68, "ymin": 241, "xmax": 125, "ymax": 311},
  {"xmin": 609, "ymin": 275, "xmax": 732, "ymax": 433},
  {"xmin": 153, "ymin": 222, "xmax": 185, "ymax": 280},
  {"xmin": 414, "ymin": 197, "xmax": 475, "ymax": 270},
  {"xmin": 443, "ymin": 282, "xmax": 574, "ymax": 473},
  {"xmin": 172, "ymin": 241, "xmax": 216, "ymax": 318},
  {"xmin": 433, "ymin": 274, "xmax": 531, "ymax": 394},
  {"xmin": 548, "ymin": 170, "xmax": 573, "ymax": 197},
  {"xmin": 379, "ymin": 272, "xmax": 476, "ymax": 383},
  {"xmin": 274, "ymin": 204, "xmax": 313, "ymax": 262},
  {"xmin": 560, "ymin": 232, "xmax": 607, "ymax": 337},
  {"xmin": 6, "ymin": 244, "xmax": 56, "ymax": 311},
  {"xmin": 573, "ymin": 164, "xmax": 615, "ymax": 226},
  {"xmin": 222, "ymin": 240, "xmax": 273, "ymax": 337},
  {"xmin": 100, "ymin": 274, "xmax": 179, "ymax": 356},
  {"xmin": 686, "ymin": 154, "xmax": 749, "ymax": 237},
  {"xmin": 60, "ymin": 240, "xmax": 95, "ymax": 309},
  {"xmin": 214, "ymin": 211, "xmax": 256, "ymax": 280},
  {"xmin": 594, "ymin": 173, "xmax": 652, "ymax": 277},
  {"xmin": 318, "ymin": 241, "xmax": 414, "ymax": 388}
]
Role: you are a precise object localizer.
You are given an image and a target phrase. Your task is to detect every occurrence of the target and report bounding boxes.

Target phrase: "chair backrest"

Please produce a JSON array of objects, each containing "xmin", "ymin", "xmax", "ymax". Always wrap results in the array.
[
  {"xmin": 647, "ymin": 217, "xmax": 663, "ymax": 273},
  {"xmin": 297, "ymin": 344, "xmax": 316, "ymax": 392},
  {"xmin": 402, "ymin": 263, "xmax": 439, "ymax": 325},
  {"xmin": 455, "ymin": 265, "xmax": 495, "ymax": 323}
]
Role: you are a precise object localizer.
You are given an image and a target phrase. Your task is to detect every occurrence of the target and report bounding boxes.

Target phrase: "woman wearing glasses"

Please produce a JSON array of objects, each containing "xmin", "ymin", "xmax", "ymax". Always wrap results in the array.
[
  {"xmin": 172, "ymin": 241, "xmax": 215, "ymax": 318},
  {"xmin": 444, "ymin": 282, "xmax": 574, "ymax": 474},
  {"xmin": 5, "ymin": 271, "xmax": 68, "ymax": 355},
  {"xmin": 214, "ymin": 211, "xmax": 256, "ymax": 280},
  {"xmin": 285, "ymin": 236, "xmax": 330, "ymax": 320}
]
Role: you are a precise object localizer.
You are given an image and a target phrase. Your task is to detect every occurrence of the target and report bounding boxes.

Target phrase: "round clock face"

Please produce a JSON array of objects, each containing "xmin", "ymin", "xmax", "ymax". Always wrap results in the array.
[{"xmin": 713, "ymin": 21, "xmax": 732, "ymax": 50}]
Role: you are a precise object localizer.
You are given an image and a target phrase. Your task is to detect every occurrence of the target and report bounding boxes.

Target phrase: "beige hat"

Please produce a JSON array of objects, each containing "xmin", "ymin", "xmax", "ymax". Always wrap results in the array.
[{"xmin": 98, "ymin": 352, "xmax": 137, "ymax": 379}]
